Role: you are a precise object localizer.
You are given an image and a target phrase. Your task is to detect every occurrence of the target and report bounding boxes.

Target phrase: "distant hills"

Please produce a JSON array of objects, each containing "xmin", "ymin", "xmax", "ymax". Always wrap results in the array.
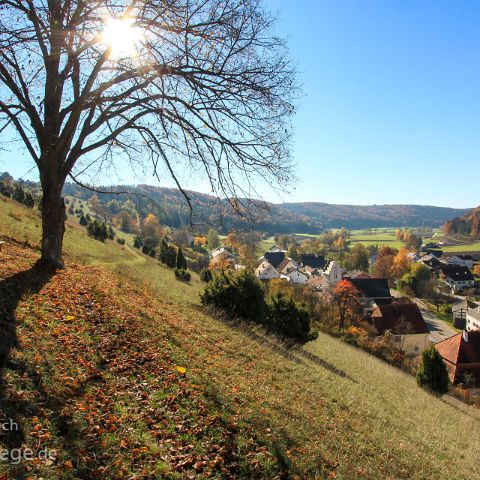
[
  {"xmin": 443, "ymin": 206, "xmax": 480, "ymax": 239},
  {"xmin": 280, "ymin": 202, "xmax": 471, "ymax": 231},
  {"xmin": 61, "ymin": 182, "xmax": 471, "ymax": 234}
]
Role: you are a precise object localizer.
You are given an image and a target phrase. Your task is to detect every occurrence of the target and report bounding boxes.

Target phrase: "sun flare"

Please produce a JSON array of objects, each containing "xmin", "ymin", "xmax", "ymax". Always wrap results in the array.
[{"xmin": 101, "ymin": 17, "xmax": 143, "ymax": 58}]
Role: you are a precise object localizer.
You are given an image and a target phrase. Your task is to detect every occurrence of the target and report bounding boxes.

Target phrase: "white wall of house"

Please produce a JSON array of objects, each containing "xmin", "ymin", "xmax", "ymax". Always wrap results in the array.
[
  {"xmin": 445, "ymin": 277, "xmax": 475, "ymax": 292},
  {"xmin": 255, "ymin": 261, "xmax": 280, "ymax": 280},
  {"xmin": 323, "ymin": 261, "xmax": 343, "ymax": 287},
  {"xmin": 285, "ymin": 269, "xmax": 308, "ymax": 284},
  {"xmin": 392, "ymin": 333, "xmax": 431, "ymax": 356},
  {"xmin": 446, "ymin": 256, "xmax": 474, "ymax": 269},
  {"xmin": 466, "ymin": 308, "xmax": 480, "ymax": 331},
  {"xmin": 279, "ymin": 259, "xmax": 299, "ymax": 274}
]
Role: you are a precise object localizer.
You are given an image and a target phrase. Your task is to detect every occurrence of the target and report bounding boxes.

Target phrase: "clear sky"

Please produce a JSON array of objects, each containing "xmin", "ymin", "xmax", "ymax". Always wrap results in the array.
[{"xmin": 1, "ymin": 1, "xmax": 479, "ymax": 208}]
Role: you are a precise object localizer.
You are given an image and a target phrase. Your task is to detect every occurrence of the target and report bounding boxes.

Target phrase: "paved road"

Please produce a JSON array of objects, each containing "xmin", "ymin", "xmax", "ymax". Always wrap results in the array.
[{"xmin": 415, "ymin": 300, "xmax": 457, "ymax": 344}]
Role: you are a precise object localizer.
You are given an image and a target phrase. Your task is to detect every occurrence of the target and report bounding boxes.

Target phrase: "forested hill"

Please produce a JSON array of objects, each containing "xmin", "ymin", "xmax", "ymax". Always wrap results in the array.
[
  {"xmin": 61, "ymin": 181, "xmax": 471, "ymax": 233},
  {"xmin": 443, "ymin": 206, "xmax": 480, "ymax": 239},
  {"xmin": 281, "ymin": 202, "xmax": 471, "ymax": 231}
]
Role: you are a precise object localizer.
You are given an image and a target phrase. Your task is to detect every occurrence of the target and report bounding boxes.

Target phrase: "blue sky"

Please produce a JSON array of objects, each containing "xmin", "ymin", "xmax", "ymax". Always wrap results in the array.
[{"xmin": 1, "ymin": 1, "xmax": 479, "ymax": 207}]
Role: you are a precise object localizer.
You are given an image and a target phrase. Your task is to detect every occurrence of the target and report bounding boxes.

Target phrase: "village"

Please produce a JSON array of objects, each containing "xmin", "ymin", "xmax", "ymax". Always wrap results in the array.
[{"xmin": 209, "ymin": 237, "xmax": 480, "ymax": 392}]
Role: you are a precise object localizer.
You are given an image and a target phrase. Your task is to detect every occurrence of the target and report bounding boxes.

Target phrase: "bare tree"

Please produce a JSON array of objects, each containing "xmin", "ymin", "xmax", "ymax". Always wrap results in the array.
[{"xmin": 0, "ymin": 0, "xmax": 297, "ymax": 267}]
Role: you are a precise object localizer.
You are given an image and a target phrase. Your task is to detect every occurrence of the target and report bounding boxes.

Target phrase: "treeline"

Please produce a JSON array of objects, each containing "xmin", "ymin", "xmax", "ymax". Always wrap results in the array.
[
  {"xmin": 0, "ymin": 172, "xmax": 37, "ymax": 208},
  {"xmin": 62, "ymin": 182, "xmax": 317, "ymax": 235},
  {"xmin": 444, "ymin": 207, "xmax": 480, "ymax": 239}
]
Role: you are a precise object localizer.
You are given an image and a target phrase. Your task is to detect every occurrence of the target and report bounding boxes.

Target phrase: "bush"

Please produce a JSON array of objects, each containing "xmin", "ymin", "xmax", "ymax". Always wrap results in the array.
[
  {"xmin": 266, "ymin": 292, "xmax": 315, "ymax": 343},
  {"xmin": 117, "ymin": 237, "xmax": 126, "ymax": 245},
  {"xmin": 79, "ymin": 215, "xmax": 88, "ymax": 226},
  {"xmin": 174, "ymin": 268, "xmax": 191, "ymax": 282},
  {"xmin": 416, "ymin": 346, "xmax": 449, "ymax": 394},
  {"xmin": 23, "ymin": 191, "xmax": 35, "ymax": 208},
  {"xmin": 87, "ymin": 219, "xmax": 108, "ymax": 242},
  {"xmin": 133, "ymin": 235, "xmax": 142, "ymax": 249},
  {"xmin": 200, "ymin": 269, "xmax": 265, "ymax": 321},
  {"xmin": 142, "ymin": 243, "xmax": 155, "ymax": 257},
  {"xmin": 200, "ymin": 268, "xmax": 213, "ymax": 282}
]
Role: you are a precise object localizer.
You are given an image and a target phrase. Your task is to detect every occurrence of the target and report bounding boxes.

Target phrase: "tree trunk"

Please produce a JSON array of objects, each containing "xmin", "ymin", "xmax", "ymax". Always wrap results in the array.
[{"xmin": 40, "ymin": 175, "xmax": 66, "ymax": 269}]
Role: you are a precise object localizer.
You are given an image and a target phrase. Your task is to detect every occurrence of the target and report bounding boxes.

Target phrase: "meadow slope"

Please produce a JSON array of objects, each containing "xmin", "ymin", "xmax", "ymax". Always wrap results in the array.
[{"xmin": 1, "ymin": 196, "xmax": 480, "ymax": 479}]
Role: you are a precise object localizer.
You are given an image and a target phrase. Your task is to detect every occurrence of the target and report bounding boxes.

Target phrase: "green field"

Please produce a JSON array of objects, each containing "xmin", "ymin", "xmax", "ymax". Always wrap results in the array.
[
  {"xmin": 441, "ymin": 243, "xmax": 480, "ymax": 253},
  {"xmin": 349, "ymin": 232, "xmax": 404, "ymax": 250},
  {"xmin": 2, "ymin": 197, "xmax": 480, "ymax": 479}
]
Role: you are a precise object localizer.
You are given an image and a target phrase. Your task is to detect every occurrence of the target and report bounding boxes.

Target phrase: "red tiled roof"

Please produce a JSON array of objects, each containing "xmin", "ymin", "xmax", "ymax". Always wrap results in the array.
[
  {"xmin": 435, "ymin": 332, "xmax": 480, "ymax": 383},
  {"xmin": 371, "ymin": 303, "xmax": 429, "ymax": 335}
]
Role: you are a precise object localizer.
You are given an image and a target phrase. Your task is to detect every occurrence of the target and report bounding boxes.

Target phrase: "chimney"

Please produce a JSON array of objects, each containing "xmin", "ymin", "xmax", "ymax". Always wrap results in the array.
[{"xmin": 463, "ymin": 330, "xmax": 469, "ymax": 342}]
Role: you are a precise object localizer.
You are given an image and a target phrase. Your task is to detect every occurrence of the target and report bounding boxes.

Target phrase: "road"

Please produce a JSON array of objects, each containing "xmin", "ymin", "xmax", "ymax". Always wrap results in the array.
[{"xmin": 415, "ymin": 300, "xmax": 457, "ymax": 344}]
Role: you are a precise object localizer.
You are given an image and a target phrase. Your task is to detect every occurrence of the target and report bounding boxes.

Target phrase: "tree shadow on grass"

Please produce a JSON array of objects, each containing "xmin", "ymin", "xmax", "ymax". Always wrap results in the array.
[
  {"xmin": 0, "ymin": 262, "xmax": 114, "ymax": 479},
  {"xmin": 0, "ymin": 262, "xmax": 55, "ymax": 476}
]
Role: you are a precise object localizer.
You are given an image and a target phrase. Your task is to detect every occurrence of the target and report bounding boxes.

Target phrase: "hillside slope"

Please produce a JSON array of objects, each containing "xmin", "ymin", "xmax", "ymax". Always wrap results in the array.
[
  {"xmin": 1, "ymin": 197, "xmax": 480, "ymax": 479},
  {"xmin": 444, "ymin": 205, "xmax": 480, "ymax": 239}
]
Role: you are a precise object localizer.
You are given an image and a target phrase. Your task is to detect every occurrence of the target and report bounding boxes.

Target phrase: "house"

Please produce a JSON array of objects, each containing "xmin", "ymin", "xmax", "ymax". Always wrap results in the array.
[
  {"xmin": 283, "ymin": 269, "xmax": 308, "ymax": 284},
  {"xmin": 466, "ymin": 307, "xmax": 480, "ymax": 332},
  {"xmin": 348, "ymin": 278, "xmax": 392, "ymax": 305},
  {"xmin": 371, "ymin": 302, "xmax": 431, "ymax": 355},
  {"xmin": 347, "ymin": 278, "xmax": 393, "ymax": 317},
  {"xmin": 300, "ymin": 253, "xmax": 326, "ymax": 270},
  {"xmin": 210, "ymin": 246, "xmax": 237, "ymax": 268},
  {"xmin": 304, "ymin": 265, "xmax": 321, "ymax": 277},
  {"xmin": 347, "ymin": 271, "xmax": 371, "ymax": 279},
  {"xmin": 269, "ymin": 245, "xmax": 287, "ymax": 253},
  {"xmin": 264, "ymin": 251, "xmax": 286, "ymax": 270},
  {"xmin": 435, "ymin": 331, "xmax": 480, "ymax": 384},
  {"xmin": 438, "ymin": 264, "xmax": 475, "ymax": 292},
  {"xmin": 276, "ymin": 257, "xmax": 300, "ymax": 275},
  {"xmin": 417, "ymin": 254, "xmax": 444, "ymax": 271},
  {"xmin": 255, "ymin": 261, "xmax": 280, "ymax": 280},
  {"xmin": 443, "ymin": 254, "xmax": 474, "ymax": 269},
  {"xmin": 322, "ymin": 260, "xmax": 343, "ymax": 287},
  {"xmin": 407, "ymin": 252, "xmax": 420, "ymax": 263}
]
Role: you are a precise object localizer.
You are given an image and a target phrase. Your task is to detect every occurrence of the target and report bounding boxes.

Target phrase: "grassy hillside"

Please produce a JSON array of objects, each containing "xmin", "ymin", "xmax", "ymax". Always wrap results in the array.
[{"xmin": 1, "ymin": 196, "xmax": 480, "ymax": 479}]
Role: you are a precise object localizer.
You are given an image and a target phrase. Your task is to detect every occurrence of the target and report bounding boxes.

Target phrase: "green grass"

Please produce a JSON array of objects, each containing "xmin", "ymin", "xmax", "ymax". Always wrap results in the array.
[
  {"xmin": 441, "ymin": 242, "xmax": 480, "ymax": 252},
  {"xmin": 349, "ymin": 232, "xmax": 404, "ymax": 250},
  {"xmin": 2, "ymin": 197, "xmax": 480, "ymax": 479},
  {"xmin": 257, "ymin": 235, "xmax": 276, "ymax": 255}
]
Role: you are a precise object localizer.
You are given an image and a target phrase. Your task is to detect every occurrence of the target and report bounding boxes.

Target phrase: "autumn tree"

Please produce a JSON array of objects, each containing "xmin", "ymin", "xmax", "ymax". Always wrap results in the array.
[
  {"xmin": 116, "ymin": 210, "xmax": 137, "ymax": 234},
  {"xmin": 372, "ymin": 246, "xmax": 396, "ymax": 281},
  {"xmin": 331, "ymin": 280, "xmax": 362, "ymax": 330},
  {"xmin": 0, "ymin": 0, "xmax": 297, "ymax": 268},
  {"xmin": 141, "ymin": 214, "xmax": 163, "ymax": 247},
  {"xmin": 391, "ymin": 247, "xmax": 412, "ymax": 279}
]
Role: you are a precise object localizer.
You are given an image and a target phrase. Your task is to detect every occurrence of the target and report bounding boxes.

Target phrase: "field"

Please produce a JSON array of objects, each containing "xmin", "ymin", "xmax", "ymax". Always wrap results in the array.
[
  {"xmin": 349, "ymin": 232, "xmax": 404, "ymax": 250},
  {"xmin": 441, "ymin": 243, "xmax": 480, "ymax": 253},
  {"xmin": 1, "ymin": 196, "xmax": 480, "ymax": 479}
]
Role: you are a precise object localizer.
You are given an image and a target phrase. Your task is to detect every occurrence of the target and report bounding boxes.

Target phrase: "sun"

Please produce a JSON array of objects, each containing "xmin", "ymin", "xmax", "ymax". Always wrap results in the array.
[{"xmin": 101, "ymin": 17, "xmax": 143, "ymax": 58}]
